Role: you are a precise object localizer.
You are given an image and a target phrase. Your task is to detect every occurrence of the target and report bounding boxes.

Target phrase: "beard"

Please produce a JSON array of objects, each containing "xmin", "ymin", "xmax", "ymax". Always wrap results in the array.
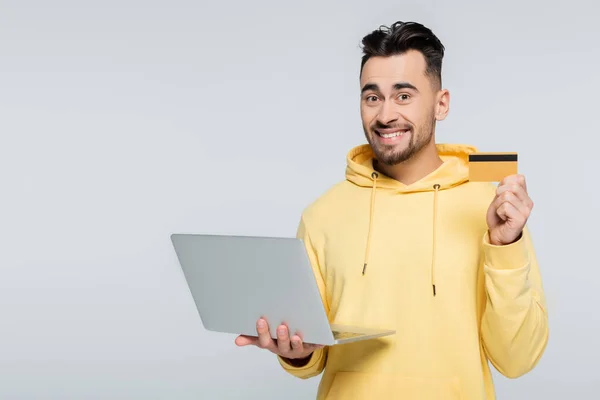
[{"xmin": 363, "ymin": 115, "xmax": 436, "ymax": 166}]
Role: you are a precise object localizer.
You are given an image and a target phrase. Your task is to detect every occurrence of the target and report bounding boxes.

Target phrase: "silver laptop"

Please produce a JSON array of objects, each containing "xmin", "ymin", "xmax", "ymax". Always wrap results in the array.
[{"xmin": 170, "ymin": 233, "xmax": 395, "ymax": 346}]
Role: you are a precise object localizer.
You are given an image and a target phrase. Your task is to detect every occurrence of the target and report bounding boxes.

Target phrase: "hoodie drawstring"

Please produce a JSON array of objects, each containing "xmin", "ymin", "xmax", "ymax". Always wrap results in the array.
[
  {"xmin": 431, "ymin": 183, "xmax": 440, "ymax": 296},
  {"xmin": 362, "ymin": 173, "xmax": 440, "ymax": 298},
  {"xmin": 362, "ymin": 171, "xmax": 378, "ymax": 275}
]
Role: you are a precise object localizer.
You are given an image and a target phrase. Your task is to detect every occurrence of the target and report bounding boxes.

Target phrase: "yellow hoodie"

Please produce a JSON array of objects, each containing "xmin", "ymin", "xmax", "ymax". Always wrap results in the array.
[{"xmin": 278, "ymin": 144, "xmax": 549, "ymax": 400}]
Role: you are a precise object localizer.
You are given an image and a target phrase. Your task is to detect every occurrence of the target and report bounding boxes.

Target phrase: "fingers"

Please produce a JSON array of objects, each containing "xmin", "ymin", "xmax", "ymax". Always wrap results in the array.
[
  {"xmin": 276, "ymin": 325, "xmax": 292, "ymax": 353},
  {"xmin": 276, "ymin": 325, "xmax": 320, "ymax": 359},
  {"xmin": 289, "ymin": 333, "xmax": 305, "ymax": 354},
  {"xmin": 500, "ymin": 173, "xmax": 527, "ymax": 192},
  {"xmin": 496, "ymin": 178, "xmax": 533, "ymax": 210},
  {"xmin": 500, "ymin": 175, "xmax": 531, "ymax": 204},
  {"xmin": 276, "ymin": 326, "xmax": 305, "ymax": 357},
  {"xmin": 496, "ymin": 200, "xmax": 520, "ymax": 222},
  {"xmin": 497, "ymin": 183, "xmax": 529, "ymax": 206},
  {"xmin": 290, "ymin": 335, "xmax": 325, "ymax": 351},
  {"xmin": 256, "ymin": 318, "xmax": 276, "ymax": 351},
  {"xmin": 492, "ymin": 190, "xmax": 530, "ymax": 222},
  {"xmin": 236, "ymin": 319, "xmax": 323, "ymax": 359},
  {"xmin": 495, "ymin": 174, "xmax": 532, "ymax": 217}
]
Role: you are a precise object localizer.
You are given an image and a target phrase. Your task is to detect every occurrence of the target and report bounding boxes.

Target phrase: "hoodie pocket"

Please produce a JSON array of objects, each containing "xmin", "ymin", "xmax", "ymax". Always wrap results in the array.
[{"xmin": 325, "ymin": 371, "xmax": 463, "ymax": 400}]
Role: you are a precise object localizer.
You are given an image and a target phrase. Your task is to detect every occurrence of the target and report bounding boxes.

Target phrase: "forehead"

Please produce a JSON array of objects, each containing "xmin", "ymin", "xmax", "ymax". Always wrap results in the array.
[{"xmin": 360, "ymin": 50, "xmax": 428, "ymax": 90}]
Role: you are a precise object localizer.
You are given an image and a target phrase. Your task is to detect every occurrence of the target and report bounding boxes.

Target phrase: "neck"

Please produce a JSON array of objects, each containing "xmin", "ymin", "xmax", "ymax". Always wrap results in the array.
[{"xmin": 374, "ymin": 142, "xmax": 443, "ymax": 185}]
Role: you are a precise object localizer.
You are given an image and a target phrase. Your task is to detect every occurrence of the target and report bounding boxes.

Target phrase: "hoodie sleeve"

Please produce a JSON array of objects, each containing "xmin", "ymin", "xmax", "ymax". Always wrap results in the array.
[
  {"xmin": 480, "ymin": 226, "xmax": 549, "ymax": 378},
  {"xmin": 277, "ymin": 215, "xmax": 329, "ymax": 379}
]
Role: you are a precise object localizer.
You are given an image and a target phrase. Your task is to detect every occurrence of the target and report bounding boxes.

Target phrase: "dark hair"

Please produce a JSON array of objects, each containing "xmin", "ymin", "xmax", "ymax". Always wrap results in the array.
[{"xmin": 360, "ymin": 21, "xmax": 445, "ymax": 87}]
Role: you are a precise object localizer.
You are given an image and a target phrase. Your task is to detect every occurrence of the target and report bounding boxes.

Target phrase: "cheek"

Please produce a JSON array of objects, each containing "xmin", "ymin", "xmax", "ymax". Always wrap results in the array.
[
  {"xmin": 360, "ymin": 106, "xmax": 377, "ymax": 125},
  {"xmin": 405, "ymin": 103, "xmax": 433, "ymax": 125}
]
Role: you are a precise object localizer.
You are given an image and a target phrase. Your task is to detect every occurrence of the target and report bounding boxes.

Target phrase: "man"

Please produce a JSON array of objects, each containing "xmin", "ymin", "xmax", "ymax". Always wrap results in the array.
[{"xmin": 235, "ymin": 21, "xmax": 549, "ymax": 399}]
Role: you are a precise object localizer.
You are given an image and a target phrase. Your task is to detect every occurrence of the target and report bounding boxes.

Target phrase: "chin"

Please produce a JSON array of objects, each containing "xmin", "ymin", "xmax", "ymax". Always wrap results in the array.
[
  {"xmin": 373, "ymin": 150, "xmax": 405, "ymax": 165},
  {"xmin": 373, "ymin": 145, "xmax": 414, "ymax": 165}
]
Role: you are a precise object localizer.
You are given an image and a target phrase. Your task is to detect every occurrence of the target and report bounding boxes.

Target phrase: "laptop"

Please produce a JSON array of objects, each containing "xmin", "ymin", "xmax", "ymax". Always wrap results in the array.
[{"xmin": 170, "ymin": 233, "xmax": 395, "ymax": 346}]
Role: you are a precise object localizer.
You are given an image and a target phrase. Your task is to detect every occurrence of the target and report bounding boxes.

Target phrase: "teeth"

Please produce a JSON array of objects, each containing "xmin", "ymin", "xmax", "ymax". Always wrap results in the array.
[{"xmin": 380, "ymin": 131, "xmax": 406, "ymax": 138}]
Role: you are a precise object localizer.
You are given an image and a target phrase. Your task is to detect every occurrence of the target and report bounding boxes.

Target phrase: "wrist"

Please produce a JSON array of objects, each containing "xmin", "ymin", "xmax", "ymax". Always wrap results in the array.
[
  {"xmin": 280, "ymin": 352, "xmax": 314, "ymax": 367},
  {"xmin": 488, "ymin": 230, "xmax": 522, "ymax": 246},
  {"xmin": 483, "ymin": 230, "xmax": 529, "ymax": 270}
]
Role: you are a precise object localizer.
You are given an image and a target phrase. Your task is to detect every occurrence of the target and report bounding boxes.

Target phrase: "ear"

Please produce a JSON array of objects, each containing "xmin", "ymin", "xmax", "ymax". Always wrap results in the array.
[{"xmin": 435, "ymin": 89, "xmax": 450, "ymax": 121}]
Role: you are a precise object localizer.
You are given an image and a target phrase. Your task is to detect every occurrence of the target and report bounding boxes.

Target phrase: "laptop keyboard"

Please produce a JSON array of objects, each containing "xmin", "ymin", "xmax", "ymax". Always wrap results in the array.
[{"xmin": 332, "ymin": 330, "xmax": 364, "ymax": 340}]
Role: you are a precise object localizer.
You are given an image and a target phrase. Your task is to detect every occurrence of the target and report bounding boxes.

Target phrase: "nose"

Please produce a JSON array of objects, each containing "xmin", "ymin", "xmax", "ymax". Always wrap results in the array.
[{"xmin": 377, "ymin": 100, "xmax": 398, "ymax": 125}]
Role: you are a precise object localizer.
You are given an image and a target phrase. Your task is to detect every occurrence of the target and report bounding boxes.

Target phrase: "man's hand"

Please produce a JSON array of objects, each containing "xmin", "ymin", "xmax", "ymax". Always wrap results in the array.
[
  {"xmin": 486, "ymin": 174, "xmax": 534, "ymax": 246},
  {"xmin": 234, "ymin": 318, "xmax": 324, "ymax": 361}
]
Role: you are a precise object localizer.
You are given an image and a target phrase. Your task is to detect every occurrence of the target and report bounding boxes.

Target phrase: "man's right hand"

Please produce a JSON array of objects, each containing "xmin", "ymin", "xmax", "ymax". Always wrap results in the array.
[{"xmin": 234, "ymin": 317, "xmax": 324, "ymax": 361}]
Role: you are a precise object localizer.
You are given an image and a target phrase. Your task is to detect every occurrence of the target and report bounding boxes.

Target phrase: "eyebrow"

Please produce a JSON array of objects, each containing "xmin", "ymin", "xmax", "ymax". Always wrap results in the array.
[{"xmin": 361, "ymin": 82, "xmax": 419, "ymax": 94}]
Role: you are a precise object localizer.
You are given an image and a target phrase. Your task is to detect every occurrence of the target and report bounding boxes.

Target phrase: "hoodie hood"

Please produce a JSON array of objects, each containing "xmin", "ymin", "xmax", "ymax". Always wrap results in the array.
[
  {"xmin": 344, "ymin": 143, "xmax": 479, "ymax": 296},
  {"xmin": 345, "ymin": 143, "xmax": 478, "ymax": 192}
]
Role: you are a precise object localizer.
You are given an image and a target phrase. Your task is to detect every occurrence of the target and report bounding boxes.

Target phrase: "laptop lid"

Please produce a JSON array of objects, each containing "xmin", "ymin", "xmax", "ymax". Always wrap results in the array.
[{"xmin": 170, "ymin": 234, "xmax": 336, "ymax": 345}]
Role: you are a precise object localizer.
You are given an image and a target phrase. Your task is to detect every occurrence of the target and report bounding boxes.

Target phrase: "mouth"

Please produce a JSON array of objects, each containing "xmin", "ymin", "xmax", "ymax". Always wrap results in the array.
[{"xmin": 374, "ymin": 128, "xmax": 410, "ymax": 139}]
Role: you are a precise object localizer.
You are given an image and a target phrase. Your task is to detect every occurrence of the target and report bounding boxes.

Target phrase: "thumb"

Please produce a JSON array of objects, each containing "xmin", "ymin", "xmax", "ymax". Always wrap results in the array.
[{"xmin": 235, "ymin": 335, "xmax": 258, "ymax": 347}]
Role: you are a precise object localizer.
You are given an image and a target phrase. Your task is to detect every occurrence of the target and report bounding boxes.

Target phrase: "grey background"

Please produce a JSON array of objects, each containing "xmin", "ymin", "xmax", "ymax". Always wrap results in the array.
[{"xmin": 1, "ymin": 0, "xmax": 597, "ymax": 398}]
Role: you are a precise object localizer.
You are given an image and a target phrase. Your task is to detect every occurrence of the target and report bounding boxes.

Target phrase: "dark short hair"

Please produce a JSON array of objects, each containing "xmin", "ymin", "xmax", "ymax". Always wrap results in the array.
[{"xmin": 360, "ymin": 21, "xmax": 445, "ymax": 87}]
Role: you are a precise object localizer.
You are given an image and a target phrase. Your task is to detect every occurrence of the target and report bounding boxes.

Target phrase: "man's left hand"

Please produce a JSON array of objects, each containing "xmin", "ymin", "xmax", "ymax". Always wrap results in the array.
[{"xmin": 486, "ymin": 174, "xmax": 534, "ymax": 246}]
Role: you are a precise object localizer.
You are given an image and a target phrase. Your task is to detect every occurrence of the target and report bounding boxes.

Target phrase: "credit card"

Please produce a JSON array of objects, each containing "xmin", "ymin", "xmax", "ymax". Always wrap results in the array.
[{"xmin": 468, "ymin": 152, "xmax": 518, "ymax": 182}]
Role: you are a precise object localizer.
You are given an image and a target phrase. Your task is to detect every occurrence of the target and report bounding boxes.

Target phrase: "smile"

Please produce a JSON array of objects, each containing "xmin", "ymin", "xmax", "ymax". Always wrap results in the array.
[{"xmin": 375, "ymin": 129, "xmax": 410, "ymax": 138}]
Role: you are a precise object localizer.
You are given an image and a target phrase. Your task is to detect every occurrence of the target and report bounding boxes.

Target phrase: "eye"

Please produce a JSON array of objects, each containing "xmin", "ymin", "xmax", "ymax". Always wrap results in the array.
[
  {"xmin": 397, "ymin": 93, "xmax": 410, "ymax": 101},
  {"xmin": 365, "ymin": 95, "xmax": 379, "ymax": 102}
]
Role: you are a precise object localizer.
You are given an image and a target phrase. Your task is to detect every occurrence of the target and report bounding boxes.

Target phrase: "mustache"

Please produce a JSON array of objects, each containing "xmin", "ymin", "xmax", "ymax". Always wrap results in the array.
[{"xmin": 371, "ymin": 121, "xmax": 413, "ymax": 131}]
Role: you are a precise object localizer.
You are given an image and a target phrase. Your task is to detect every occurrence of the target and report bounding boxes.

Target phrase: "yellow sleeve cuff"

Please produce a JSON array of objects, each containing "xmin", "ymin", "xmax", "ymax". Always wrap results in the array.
[
  {"xmin": 277, "ymin": 347, "xmax": 327, "ymax": 379},
  {"xmin": 483, "ymin": 231, "xmax": 530, "ymax": 270}
]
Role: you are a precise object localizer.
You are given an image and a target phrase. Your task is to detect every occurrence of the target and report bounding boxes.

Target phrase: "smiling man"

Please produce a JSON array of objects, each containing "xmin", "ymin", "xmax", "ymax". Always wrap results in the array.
[
  {"xmin": 236, "ymin": 21, "xmax": 549, "ymax": 399},
  {"xmin": 359, "ymin": 46, "xmax": 446, "ymax": 187}
]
